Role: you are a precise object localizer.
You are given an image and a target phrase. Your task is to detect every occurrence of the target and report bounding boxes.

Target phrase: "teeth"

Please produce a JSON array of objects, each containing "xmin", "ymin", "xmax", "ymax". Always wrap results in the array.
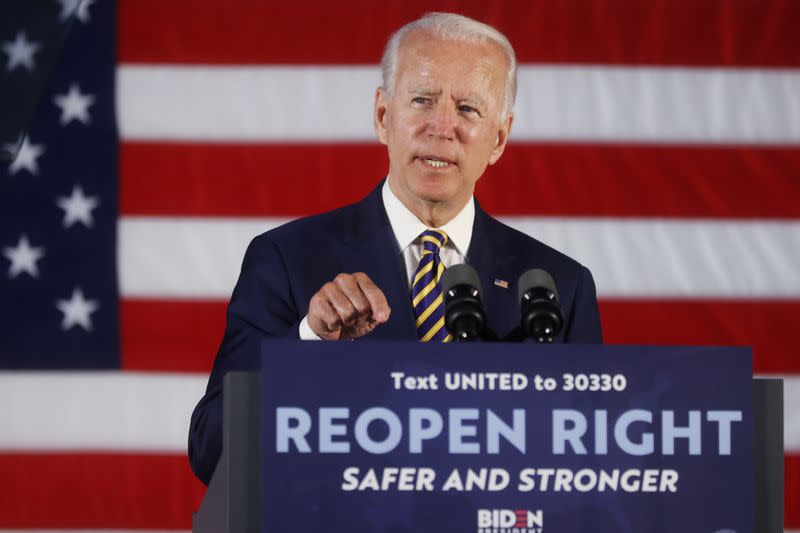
[{"xmin": 423, "ymin": 159, "xmax": 449, "ymax": 168}]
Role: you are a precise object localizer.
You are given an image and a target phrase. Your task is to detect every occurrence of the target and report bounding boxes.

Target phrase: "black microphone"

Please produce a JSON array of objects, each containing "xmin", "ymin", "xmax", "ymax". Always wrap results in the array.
[
  {"xmin": 441, "ymin": 264, "xmax": 486, "ymax": 342},
  {"xmin": 518, "ymin": 269, "xmax": 563, "ymax": 343}
]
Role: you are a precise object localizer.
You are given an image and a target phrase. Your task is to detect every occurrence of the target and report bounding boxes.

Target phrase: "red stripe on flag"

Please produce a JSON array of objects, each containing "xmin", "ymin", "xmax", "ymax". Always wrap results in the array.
[
  {"xmin": 120, "ymin": 143, "xmax": 384, "ymax": 218},
  {"xmin": 122, "ymin": 299, "xmax": 800, "ymax": 374},
  {"xmin": 0, "ymin": 453, "xmax": 204, "ymax": 529},
  {"xmin": 117, "ymin": 0, "xmax": 800, "ymax": 67},
  {"xmin": 120, "ymin": 142, "xmax": 800, "ymax": 218},
  {"xmin": 788, "ymin": 454, "xmax": 800, "ymax": 528},
  {"xmin": 600, "ymin": 299, "xmax": 800, "ymax": 374},
  {"xmin": 121, "ymin": 299, "xmax": 223, "ymax": 373}
]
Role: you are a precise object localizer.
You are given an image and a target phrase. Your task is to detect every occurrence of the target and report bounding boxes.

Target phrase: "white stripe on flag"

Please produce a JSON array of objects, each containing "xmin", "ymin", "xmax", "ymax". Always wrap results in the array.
[
  {"xmin": 0, "ymin": 372, "xmax": 207, "ymax": 451},
  {"xmin": 117, "ymin": 65, "xmax": 800, "ymax": 143},
  {"xmin": 502, "ymin": 217, "xmax": 800, "ymax": 298},
  {"xmin": 1, "ymin": 372, "xmax": 798, "ymax": 452},
  {"xmin": 783, "ymin": 376, "xmax": 800, "ymax": 454},
  {"xmin": 118, "ymin": 216, "xmax": 800, "ymax": 299},
  {"xmin": 119, "ymin": 216, "xmax": 292, "ymax": 299}
]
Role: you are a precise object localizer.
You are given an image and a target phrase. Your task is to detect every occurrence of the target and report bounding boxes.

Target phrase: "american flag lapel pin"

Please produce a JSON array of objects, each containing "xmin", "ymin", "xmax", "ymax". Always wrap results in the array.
[{"xmin": 494, "ymin": 278, "xmax": 509, "ymax": 289}]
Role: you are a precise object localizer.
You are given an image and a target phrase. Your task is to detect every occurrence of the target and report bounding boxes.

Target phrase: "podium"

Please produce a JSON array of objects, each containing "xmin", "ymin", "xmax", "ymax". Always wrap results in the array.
[{"xmin": 193, "ymin": 342, "xmax": 783, "ymax": 533}]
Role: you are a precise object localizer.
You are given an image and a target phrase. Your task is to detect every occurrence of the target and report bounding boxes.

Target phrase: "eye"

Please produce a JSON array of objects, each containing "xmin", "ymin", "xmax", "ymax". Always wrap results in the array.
[
  {"xmin": 412, "ymin": 97, "xmax": 429, "ymax": 105},
  {"xmin": 458, "ymin": 104, "xmax": 479, "ymax": 115}
]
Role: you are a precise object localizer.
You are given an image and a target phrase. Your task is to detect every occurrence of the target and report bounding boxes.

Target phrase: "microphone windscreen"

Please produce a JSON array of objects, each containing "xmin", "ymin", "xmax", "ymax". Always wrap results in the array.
[
  {"xmin": 441, "ymin": 263, "xmax": 482, "ymax": 295},
  {"xmin": 517, "ymin": 269, "xmax": 559, "ymax": 303}
]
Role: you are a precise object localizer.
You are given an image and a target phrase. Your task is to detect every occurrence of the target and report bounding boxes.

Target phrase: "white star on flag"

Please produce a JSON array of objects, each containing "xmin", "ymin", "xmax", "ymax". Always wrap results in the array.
[
  {"xmin": 55, "ymin": 287, "xmax": 99, "ymax": 331},
  {"xmin": 56, "ymin": 185, "xmax": 100, "ymax": 228},
  {"xmin": 2, "ymin": 31, "xmax": 41, "ymax": 72},
  {"xmin": 53, "ymin": 84, "xmax": 95, "ymax": 125},
  {"xmin": 2, "ymin": 235, "xmax": 45, "ymax": 278},
  {"xmin": 4, "ymin": 136, "xmax": 45, "ymax": 175},
  {"xmin": 57, "ymin": 0, "xmax": 95, "ymax": 23}
]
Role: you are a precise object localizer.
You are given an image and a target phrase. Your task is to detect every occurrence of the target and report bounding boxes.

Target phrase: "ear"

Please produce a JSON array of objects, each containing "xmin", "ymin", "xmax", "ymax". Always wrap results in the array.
[
  {"xmin": 374, "ymin": 87, "xmax": 389, "ymax": 146},
  {"xmin": 488, "ymin": 112, "xmax": 514, "ymax": 165}
]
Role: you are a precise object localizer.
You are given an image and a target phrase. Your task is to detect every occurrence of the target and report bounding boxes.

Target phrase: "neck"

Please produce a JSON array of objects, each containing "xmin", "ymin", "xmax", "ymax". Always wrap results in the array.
[
  {"xmin": 412, "ymin": 203, "xmax": 458, "ymax": 228},
  {"xmin": 387, "ymin": 177, "xmax": 471, "ymax": 228}
]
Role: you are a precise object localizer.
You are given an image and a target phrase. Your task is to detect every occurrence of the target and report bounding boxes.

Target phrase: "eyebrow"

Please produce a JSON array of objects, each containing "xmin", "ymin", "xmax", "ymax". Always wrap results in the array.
[
  {"xmin": 457, "ymin": 95, "xmax": 487, "ymax": 109},
  {"xmin": 408, "ymin": 87, "xmax": 487, "ymax": 109}
]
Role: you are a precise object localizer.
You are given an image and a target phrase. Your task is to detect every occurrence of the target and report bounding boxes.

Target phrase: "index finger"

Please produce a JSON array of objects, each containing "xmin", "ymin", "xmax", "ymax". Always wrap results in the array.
[{"xmin": 353, "ymin": 272, "xmax": 390, "ymax": 323}]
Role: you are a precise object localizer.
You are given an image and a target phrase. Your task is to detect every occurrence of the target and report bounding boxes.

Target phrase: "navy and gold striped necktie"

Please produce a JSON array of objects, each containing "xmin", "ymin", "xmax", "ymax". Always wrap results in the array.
[{"xmin": 411, "ymin": 229, "xmax": 452, "ymax": 342}]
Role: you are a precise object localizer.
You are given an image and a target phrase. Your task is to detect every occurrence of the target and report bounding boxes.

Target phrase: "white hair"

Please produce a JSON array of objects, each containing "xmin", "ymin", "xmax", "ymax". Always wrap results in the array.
[{"xmin": 380, "ymin": 12, "xmax": 518, "ymax": 120}]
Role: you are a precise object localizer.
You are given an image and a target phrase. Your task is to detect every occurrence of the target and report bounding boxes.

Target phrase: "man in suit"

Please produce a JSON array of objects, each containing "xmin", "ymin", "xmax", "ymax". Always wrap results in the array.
[{"xmin": 189, "ymin": 12, "xmax": 603, "ymax": 485}]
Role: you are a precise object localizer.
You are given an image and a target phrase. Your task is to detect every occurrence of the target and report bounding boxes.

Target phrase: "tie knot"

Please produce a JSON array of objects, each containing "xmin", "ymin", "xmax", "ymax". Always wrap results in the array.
[{"xmin": 419, "ymin": 229, "xmax": 448, "ymax": 254}]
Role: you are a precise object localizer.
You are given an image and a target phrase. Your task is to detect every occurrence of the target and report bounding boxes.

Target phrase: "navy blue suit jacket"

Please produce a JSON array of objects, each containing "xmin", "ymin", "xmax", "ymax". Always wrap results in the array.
[{"xmin": 188, "ymin": 183, "xmax": 603, "ymax": 484}]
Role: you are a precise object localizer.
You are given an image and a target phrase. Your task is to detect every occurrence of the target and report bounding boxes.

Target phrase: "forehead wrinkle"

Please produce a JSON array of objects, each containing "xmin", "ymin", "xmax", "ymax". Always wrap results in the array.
[
  {"xmin": 397, "ymin": 42, "xmax": 505, "ymax": 115},
  {"xmin": 408, "ymin": 86, "xmax": 441, "ymax": 96}
]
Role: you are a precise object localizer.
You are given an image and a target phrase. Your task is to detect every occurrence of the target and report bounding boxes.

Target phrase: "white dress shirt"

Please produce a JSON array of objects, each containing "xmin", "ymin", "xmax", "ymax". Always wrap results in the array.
[{"xmin": 299, "ymin": 179, "xmax": 475, "ymax": 340}]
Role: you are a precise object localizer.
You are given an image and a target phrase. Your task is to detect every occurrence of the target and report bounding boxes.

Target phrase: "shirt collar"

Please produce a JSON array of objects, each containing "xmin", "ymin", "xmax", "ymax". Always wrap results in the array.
[{"xmin": 382, "ymin": 178, "xmax": 474, "ymax": 255}]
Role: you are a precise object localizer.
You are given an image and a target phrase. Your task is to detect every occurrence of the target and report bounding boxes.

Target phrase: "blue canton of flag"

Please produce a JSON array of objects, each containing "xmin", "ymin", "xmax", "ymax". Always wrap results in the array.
[{"xmin": 1, "ymin": 0, "xmax": 119, "ymax": 369}]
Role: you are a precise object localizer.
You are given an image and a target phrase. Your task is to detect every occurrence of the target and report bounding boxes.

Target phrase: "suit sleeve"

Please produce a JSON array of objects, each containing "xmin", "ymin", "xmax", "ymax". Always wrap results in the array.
[
  {"xmin": 188, "ymin": 234, "xmax": 300, "ymax": 484},
  {"xmin": 563, "ymin": 265, "xmax": 604, "ymax": 343}
]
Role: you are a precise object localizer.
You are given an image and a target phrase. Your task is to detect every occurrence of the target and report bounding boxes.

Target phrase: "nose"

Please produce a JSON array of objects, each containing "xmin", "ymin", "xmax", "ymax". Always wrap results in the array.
[{"xmin": 426, "ymin": 101, "xmax": 457, "ymax": 141}]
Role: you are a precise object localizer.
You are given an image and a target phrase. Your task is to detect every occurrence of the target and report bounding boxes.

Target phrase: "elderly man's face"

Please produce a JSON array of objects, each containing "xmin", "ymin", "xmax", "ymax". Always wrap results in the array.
[{"xmin": 374, "ymin": 32, "xmax": 513, "ymax": 221}]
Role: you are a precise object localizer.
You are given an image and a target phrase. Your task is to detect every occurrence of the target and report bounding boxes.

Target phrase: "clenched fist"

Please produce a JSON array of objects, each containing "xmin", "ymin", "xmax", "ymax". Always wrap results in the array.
[{"xmin": 307, "ymin": 272, "xmax": 391, "ymax": 340}]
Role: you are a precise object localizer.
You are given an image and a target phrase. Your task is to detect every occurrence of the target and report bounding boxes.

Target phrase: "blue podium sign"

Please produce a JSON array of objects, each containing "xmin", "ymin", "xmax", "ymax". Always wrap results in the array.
[{"xmin": 260, "ymin": 341, "xmax": 752, "ymax": 533}]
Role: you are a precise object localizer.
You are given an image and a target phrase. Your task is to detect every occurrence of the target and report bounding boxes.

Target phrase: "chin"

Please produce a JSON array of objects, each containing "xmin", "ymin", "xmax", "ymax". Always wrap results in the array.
[
  {"xmin": 414, "ymin": 183, "xmax": 456, "ymax": 203},
  {"xmin": 410, "ymin": 178, "xmax": 458, "ymax": 204}
]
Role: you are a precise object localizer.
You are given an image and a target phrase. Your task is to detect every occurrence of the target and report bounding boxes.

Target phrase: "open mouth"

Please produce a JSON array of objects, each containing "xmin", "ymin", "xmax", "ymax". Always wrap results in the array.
[{"xmin": 417, "ymin": 156, "xmax": 455, "ymax": 169}]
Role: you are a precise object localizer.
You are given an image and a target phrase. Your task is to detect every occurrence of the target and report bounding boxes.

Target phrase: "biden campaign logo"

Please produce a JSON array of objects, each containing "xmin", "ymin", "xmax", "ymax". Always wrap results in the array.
[{"xmin": 477, "ymin": 508, "xmax": 543, "ymax": 532}]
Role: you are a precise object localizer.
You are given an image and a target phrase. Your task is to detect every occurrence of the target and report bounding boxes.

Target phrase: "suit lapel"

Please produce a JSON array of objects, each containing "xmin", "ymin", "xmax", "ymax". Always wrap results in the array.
[
  {"xmin": 334, "ymin": 184, "xmax": 416, "ymax": 339},
  {"xmin": 468, "ymin": 202, "xmax": 519, "ymax": 338},
  {"xmin": 331, "ymin": 189, "xmax": 521, "ymax": 340}
]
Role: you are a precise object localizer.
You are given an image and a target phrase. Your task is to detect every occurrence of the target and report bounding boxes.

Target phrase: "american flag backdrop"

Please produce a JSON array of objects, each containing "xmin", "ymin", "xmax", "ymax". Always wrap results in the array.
[{"xmin": 1, "ymin": 0, "xmax": 799, "ymax": 531}]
